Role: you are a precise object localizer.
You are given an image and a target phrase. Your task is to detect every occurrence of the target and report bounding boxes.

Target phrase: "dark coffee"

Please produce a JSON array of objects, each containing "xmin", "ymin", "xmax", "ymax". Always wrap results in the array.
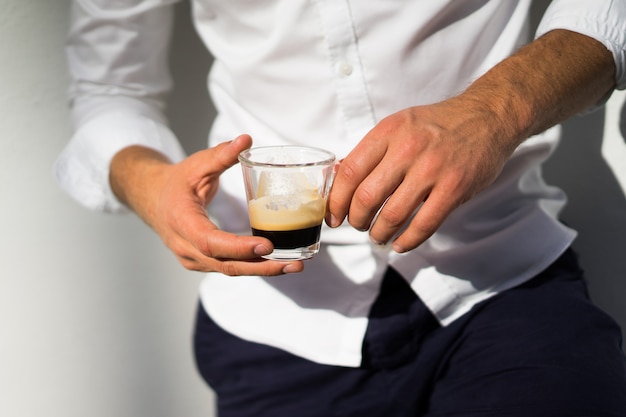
[{"xmin": 252, "ymin": 224, "xmax": 322, "ymax": 249}]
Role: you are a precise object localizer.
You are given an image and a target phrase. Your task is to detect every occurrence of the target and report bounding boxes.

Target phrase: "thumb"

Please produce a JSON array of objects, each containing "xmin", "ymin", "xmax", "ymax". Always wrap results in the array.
[{"xmin": 189, "ymin": 134, "xmax": 253, "ymax": 175}]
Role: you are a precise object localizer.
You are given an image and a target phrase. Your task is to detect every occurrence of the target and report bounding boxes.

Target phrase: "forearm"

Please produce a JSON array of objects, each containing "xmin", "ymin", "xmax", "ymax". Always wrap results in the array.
[{"xmin": 459, "ymin": 29, "xmax": 616, "ymax": 151}]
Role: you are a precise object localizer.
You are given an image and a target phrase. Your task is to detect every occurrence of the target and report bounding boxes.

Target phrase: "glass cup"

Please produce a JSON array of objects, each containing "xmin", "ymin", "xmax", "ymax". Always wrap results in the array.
[{"xmin": 238, "ymin": 146, "xmax": 336, "ymax": 260}]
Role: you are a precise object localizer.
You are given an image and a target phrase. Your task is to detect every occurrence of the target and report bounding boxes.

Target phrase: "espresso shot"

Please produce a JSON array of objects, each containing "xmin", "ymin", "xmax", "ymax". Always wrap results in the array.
[
  {"xmin": 247, "ymin": 193, "xmax": 325, "ymax": 259},
  {"xmin": 239, "ymin": 146, "xmax": 336, "ymax": 261}
]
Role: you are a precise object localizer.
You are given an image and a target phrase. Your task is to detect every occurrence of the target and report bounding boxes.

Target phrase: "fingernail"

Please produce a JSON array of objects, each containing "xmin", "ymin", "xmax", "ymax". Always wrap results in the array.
[
  {"xmin": 282, "ymin": 264, "xmax": 299, "ymax": 274},
  {"xmin": 392, "ymin": 243, "xmax": 407, "ymax": 254},
  {"xmin": 254, "ymin": 244, "xmax": 272, "ymax": 256},
  {"xmin": 329, "ymin": 214, "xmax": 340, "ymax": 228}
]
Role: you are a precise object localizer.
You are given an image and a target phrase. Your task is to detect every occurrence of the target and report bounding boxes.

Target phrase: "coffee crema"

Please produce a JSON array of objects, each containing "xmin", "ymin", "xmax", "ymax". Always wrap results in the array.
[{"xmin": 247, "ymin": 194, "xmax": 325, "ymax": 231}]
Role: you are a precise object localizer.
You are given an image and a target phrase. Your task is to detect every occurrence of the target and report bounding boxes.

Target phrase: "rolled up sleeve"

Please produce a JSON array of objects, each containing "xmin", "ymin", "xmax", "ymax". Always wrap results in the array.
[
  {"xmin": 54, "ymin": 0, "xmax": 186, "ymax": 212},
  {"xmin": 536, "ymin": 0, "xmax": 626, "ymax": 90}
]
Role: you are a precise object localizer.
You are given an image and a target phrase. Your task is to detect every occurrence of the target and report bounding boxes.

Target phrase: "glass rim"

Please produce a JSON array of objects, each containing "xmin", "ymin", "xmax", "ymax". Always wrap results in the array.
[{"xmin": 238, "ymin": 145, "xmax": 336, "ymax": 168}]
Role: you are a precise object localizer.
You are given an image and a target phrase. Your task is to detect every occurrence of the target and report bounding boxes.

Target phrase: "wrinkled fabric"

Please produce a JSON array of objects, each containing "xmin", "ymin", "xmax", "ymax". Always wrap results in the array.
[{"xmin": 56, "ymin": 0, "xmax": 626, "ymax": 366}]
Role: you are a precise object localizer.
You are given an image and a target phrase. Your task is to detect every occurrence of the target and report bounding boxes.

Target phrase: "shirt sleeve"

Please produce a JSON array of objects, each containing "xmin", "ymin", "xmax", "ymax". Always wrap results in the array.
[
  {"xmin": 54, "ymin": 0, "xmax": 186, "ymax": 213},
  {"xmin": 535, "ymin": 0, "xmax": 626, "ymax": 90}
]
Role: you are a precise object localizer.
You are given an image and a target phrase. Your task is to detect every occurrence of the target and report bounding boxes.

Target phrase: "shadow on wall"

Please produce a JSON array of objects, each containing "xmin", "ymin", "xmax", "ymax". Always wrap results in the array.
[
  {"xmin": 167, "ymin": 1, "xmax": 215, "ymax": 155},
  {"xmin": 543, "ymin": 106, "xmax": 626, "ymax": 336}
]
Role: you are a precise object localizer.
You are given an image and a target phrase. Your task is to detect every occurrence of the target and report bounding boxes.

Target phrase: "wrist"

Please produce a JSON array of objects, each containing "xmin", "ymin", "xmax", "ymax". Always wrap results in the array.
[{"xmin": 109, "ymin": 145, "xmax": 172, "ymax": 216}]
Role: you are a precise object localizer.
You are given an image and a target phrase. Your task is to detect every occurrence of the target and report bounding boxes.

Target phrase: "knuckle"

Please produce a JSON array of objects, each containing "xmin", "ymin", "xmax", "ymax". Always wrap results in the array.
[
  {"xmin": 378, "ymin": 205, "xmax": 407, "ymax": 229},
  {"xmin": 195, "ymin": 239, "xmax": 215, "ymax": 259},
  {"xmin": 353, "ymin": 186, "xmax": 379, "ymax": 210},
  {"xmin": 338, "ymin": 159, "xmax": 361, "ymax": 183},
  {"xmin": 413, "ymin": 217, "xmax": 439, "ymax": 238},
  {"xmin": 220, "ymin": 262, "xmax": 239, "ymax": 277},
  {"xmin": 376, "ymin": 114, "xmax": 399, "ymax": 135}
]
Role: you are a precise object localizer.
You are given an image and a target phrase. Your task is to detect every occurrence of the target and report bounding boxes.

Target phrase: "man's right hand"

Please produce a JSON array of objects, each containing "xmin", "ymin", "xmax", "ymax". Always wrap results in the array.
[{"xmin": 109, "ymin": 134, "xmax": 304, "ymax": 276}]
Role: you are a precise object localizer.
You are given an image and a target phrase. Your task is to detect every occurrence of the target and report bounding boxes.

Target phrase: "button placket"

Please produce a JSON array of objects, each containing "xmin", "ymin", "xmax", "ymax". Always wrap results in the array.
[{"xmin": 314, "ymin": 0, "xmax": 375, "ymax": 143}]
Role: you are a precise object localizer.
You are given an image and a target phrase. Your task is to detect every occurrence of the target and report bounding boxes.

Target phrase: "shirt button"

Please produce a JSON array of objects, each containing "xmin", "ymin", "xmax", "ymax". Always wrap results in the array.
[{"xmin": 339, "ymin": 63, "xmax": 353, "ymax": 76}]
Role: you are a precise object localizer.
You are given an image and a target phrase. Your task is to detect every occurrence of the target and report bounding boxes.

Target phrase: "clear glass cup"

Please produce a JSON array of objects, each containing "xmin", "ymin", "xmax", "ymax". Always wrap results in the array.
[{"xmin": 238, "ymin": 146, "xmax": 336, "ymax": 260}]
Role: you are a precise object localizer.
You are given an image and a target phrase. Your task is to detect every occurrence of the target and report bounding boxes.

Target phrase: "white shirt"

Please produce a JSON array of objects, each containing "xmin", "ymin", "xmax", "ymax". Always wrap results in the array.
[{"xmin": 56, "ymin": 0, "xmax": 626, "ymax": 367}]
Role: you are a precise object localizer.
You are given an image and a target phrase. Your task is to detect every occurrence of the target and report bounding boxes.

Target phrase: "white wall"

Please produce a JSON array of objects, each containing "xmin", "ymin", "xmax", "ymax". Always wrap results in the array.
[
  {"xmin": 0, "ymin": 2, "xmax": 214, "ymax": 417},
  {"xmin": 1, "ymin": 1, "xmax": 625, "ymax": 417}
]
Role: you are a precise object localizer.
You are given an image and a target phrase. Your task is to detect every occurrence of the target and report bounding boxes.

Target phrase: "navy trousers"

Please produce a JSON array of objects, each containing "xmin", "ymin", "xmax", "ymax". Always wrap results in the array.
[{"xmin": 193, "ymin": 249, "xmax": 626, "ymax": 416}]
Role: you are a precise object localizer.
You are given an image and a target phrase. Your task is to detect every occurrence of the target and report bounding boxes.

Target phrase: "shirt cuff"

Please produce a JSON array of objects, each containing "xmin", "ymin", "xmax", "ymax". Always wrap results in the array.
[
  {"xmin": 535, "ymin": 0, "xmax": 626, "ymax": 91},
  {"xmin": 54, "ymin": 108, "xmax": 186, "ymax": 213}
]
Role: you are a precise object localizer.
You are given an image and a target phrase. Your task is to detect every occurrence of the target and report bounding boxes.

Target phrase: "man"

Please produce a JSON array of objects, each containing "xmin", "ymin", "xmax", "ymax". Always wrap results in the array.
[{"xmin": 56, "ymin": 0, "xmax": 626, "ymax": 415}]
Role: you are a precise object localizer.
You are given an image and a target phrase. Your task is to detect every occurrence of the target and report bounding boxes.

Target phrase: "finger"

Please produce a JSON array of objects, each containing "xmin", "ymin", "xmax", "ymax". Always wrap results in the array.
[
  {"xmin": 390, "ymin": 188, "xmax": 460, "ymax": 253},
  {"xmin": 214, "ymin": 259, "xmax": 305, "ymax": 277},
  {"xmin": 181, "ymin": 251, "xmax": 305, "ymax": 276},
  {"xmin": 187, "ymin": 134, "xmax": 253, "ymax": 176},
  {"xmin": 202, "ymin": 229, "xmax": 276, "ymax": 260},
  {"xmin": 176, "ymin": 211, "xmax": 275, "ymax": 260},
  {"xmin": 170, "ymin": 230, "xmax": 305, "ymax": 276},
  {"xmin": 166, "ymin": 200, "xmax": 268, "ymax": 258},
  {"xmin": 326, "ymin": 142, "xmax": 385, "ymax": 228},
  {"xmin": 368, "ymin": 179, "xmax": 430, "ymax": 245},
  {"xmin": 345, "ymin": 162, "xmax": 405, "ymax": 232}
]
